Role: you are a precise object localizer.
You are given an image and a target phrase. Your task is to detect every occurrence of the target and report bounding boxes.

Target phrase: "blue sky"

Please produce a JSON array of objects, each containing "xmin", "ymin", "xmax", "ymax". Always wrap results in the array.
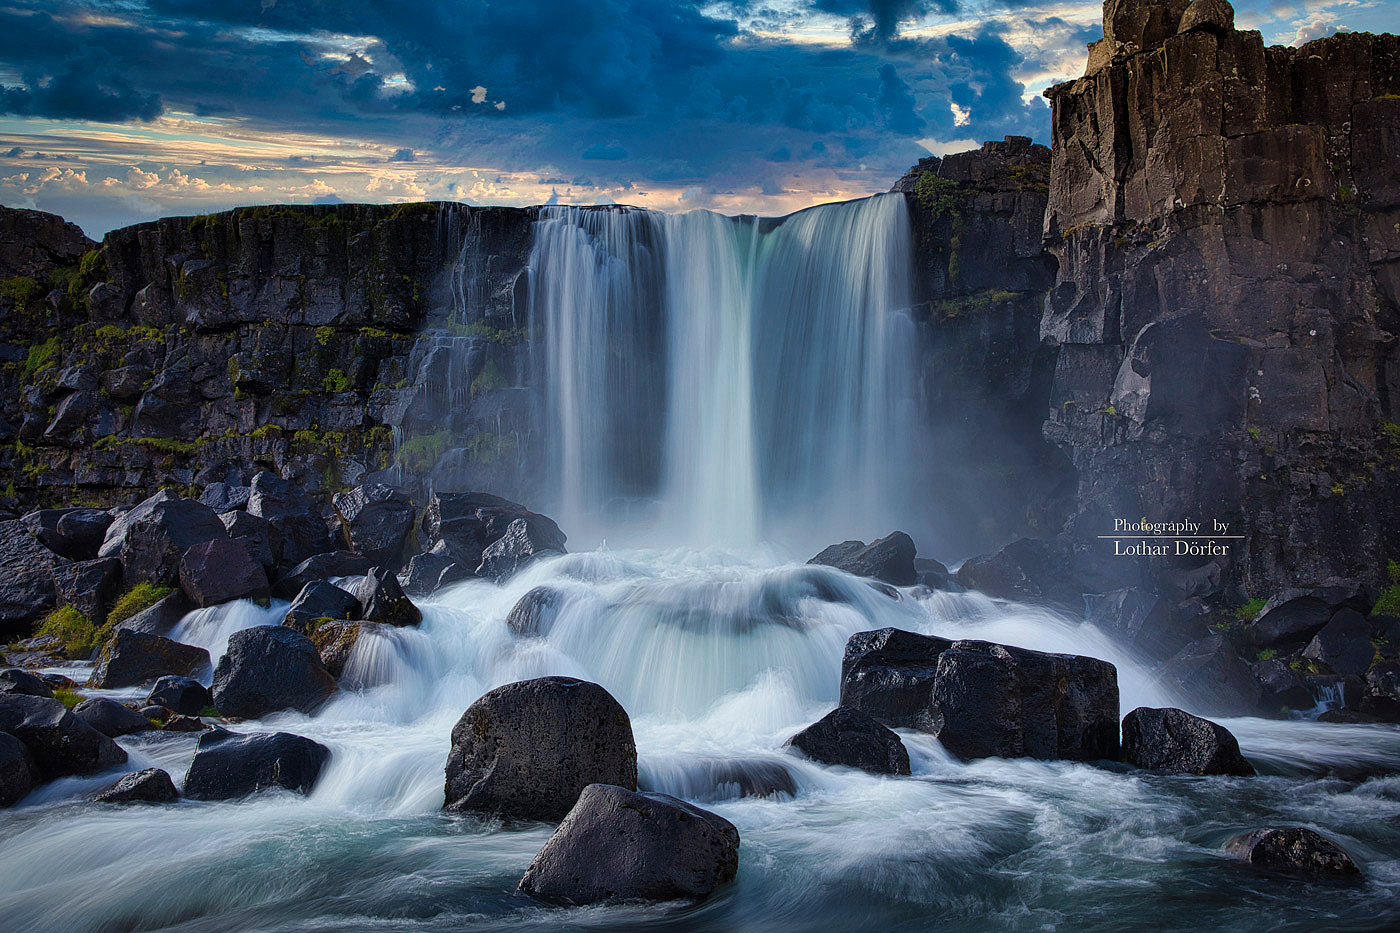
[{"xmin": 0, "ymin": 0, "xmax": 1390, "ymax": 235}]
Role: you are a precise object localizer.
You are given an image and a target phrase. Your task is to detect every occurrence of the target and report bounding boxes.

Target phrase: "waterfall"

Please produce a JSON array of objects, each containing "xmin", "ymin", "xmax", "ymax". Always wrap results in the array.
[{"xmin": 530, "ymin": 193, "xmax": 919, "ymax": 549}]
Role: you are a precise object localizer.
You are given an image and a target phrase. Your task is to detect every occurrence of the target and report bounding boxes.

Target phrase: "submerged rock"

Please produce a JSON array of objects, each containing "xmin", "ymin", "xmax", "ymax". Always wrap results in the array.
[
  {"xmin": 808, "ymin": 532, "xmax": 917, "ymax": 586},
  {"xmin": 444, "ymin": 676, "xmax": 637, "ymax": 821},
  {"xmin": 90, "ymin": 630, "xmax": 211, "ymax": 689},
  {"xmin": 183, "ymin": 728, "xmax": 330, "ymax": 800},
  {"xmin": 786, "ymin": 706, "xmax": 911, "ymax": 775},
  {"xmin": 73, "ymin": 698, "xmax": 155, "ymax": 738},
  {"xmin": 1226, "ymin": 827, "xmax": 1360, "ymax": 877},
  {"xmin": 506, "ymin": 586, "xmax": 564, "ymax": 637},
  {"xmin": 1120, "ymin": 707, "xmax": 1254, "ymax": 776},
  {"xmin": 146, "ymin": 676, "xmax": 212, "ymax": 717},
  {"xmin": 308, "ymin": 620, "xmax": 380, "ymax": 678},
  {"xmin": 94, "ymin": 768, "xmax": 178, "ymax": 804},
  {"xmin": 211, "ymin": 626, "xmax": 337, "ymax": 718},
  {"xmin": 0, "ymin": 731, "xmax": 36, "ymax": 806},
  {"xmin": 0, "ymin": 694, "xmax": 127, "ymax": 778},
  {"xmin": 518, "ymin": 783, "xmax": 739, "ymax": 906}
]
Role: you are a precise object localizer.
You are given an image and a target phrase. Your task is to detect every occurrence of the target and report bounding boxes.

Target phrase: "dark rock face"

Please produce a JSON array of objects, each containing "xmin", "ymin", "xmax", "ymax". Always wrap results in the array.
[
  {"xmin": 98, "ymin": 492, "xmax": 229, "ymax": 587},
  {"xmin": 931, "ymin": 640, "xmax": 1119, "ymax": 762},
  {"xmin": 443, "ymin": 676, "xmax": 637, "ymax": 821},
  {"xmin": 954, "ymin": 537, "xmax": 1081, "ymax": 608},
  {"xmin": 1161, "ymin": 635, "xmax": 1262, "ymax": 717},
  {"xmin": 506, "ymin": 586, "xmax": 564, "ymax": 636},
  {"xmin": 272, "ymin": 551, "xmax": 376, "ymax": 599},
  {"xmin": 22, "ymin": 507, "xmax": 111, "ymax": 560},
  {"xmin": 1121, "ymin": 707, "xmax": 1254, "ymax": 776},
  {"xmin": 1250, "ymin": 659, "xmax": 1314, "ymax": 713},
  {"xmin": 0, "ymin": 694, "xmax": 127, "ymax": 778},
  {"xmin": 0, "ymin": 519, "xmax": 65, "ymax": 637},
  {"xmin": 90, "ymin": 630, "xmax": 211, "ymax": 689},
  {"xmin": 283, "ymin": 580, "xmax": 359, "ymax": 634},
  {"xmin": 146, "ymin": 676, "xmax": 212, "ymax": 716},
  {"xmin": 1301, "ymin": 609, "xmax": 1375, "ymax": 677},
  {"xmin": 355, "ymin": 567, "xmax": 421, "ymax": 626},
  {"xmin": 808, "ymin": 532, "xmax": 918, "ymax": 586},
  {"xmin": 1226, "ymin": 828, "xmax": 1361, "ymax": 877},
  {"xmin": 0, "ymin": 668, "xmax": 54, "ymax": 698},
  {"xmin": 183, "ymin": 728, "xmax": 331, "ymax": 800},
  {"xmin": 179, "ymin": 537, "xmax": 271, "ymax": 607},
  {"xmin": 0, "ymin": 206, "xmax": 92, "ymax": 280},
  {"xmin": 1248, "ymin": 584, "xmax": 1370, "ymax": 650},
  {"xmin": 199, "ymin": 483, "xmax": 250, "ymax": 514},
  {"xmin": 247, "ymin": 472, "xmax": 333, "ymax": 569},
  {"xmin": 114, "ymin": 589, "xmax": 192, "ymax": 637},
  {"xmin": 52, "ymin": 557, "xmax": 123, "ymax": 627},
  {"xmin": 518, "ymin": 783, "xmax": 740, "ymax": 906},
  {"xmin": 786, "ymin": 706, "xmax": 911, "ymax": 775},
  {"xmin": 332, "ymin": 484, "xmax": 415, "ymax": 567},
  {"xmin": 211, "ymin": 626, "xmax": 337, "ymax": 718},
  {"xmin": 73, "ymin": 697, "xmax": 155, "ymax": 737},
  {"xmin": 840, "ymin": 628, "xmax": 953, "ymax": 730},
  {"xmin": 220, "ymin": 510, "xmax": 274, "ymax": 570},
  {"xmin": 476, "ymin": 517, "xmax": 566, "ymax": 580},
  {"xmin": 1085, "ymin": 588, "xmax": 1186, "ymax": 658},
  {"xmin": 424, "ymin": 493, "xmax": 565, "ymax": 571},
  {"xmin": 397, "ymin": 547, "xmax": 467, "ymax": 598},
  {"xmin": 0, "ymin": 731, "xmax": 36, "ymax": 806},
  {"xmin": 93, "ymin": 768, "xmax": 178, "ymax": 804}
]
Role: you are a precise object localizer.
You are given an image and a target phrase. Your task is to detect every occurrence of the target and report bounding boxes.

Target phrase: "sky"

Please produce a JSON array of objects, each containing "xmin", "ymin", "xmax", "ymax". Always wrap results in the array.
[{"xmin": 0, "ymin": 0, "xmax": 1389, "ymax": 236}]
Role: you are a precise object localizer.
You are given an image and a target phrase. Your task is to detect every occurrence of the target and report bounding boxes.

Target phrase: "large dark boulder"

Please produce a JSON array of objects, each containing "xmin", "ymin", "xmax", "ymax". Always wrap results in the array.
[
  {"xmin": 0, "ymin": 668, "xmax": 53, "ymax": 698},
  {"xmin": 424, "ymin": 492, "xmax": 566, "ymax": 570},
  {"xmin": 73, "ymin": 697, "xmax": 155, "ymax": 737},
  {"xmin": 179, "ymin": 538, "xmax": 271, "ymax": 608},
  {"xmin": 1363, "ymin": 661, "xmax": 1400, "ymax": 721},
  {"xmin": 1301, "ymin": 609, "xmax": 1375, "ymax": 677},
  {"xmin": 52, "ymin": 557, "xmax": 123, "ymax": 626},
  {"xmin": 0, "ymin": 694, "xmax": 127, "ymax": 778},
  {"xmin": 0, "ymin": 519, "xmax": 65, "ymax": 637},
  {"xmin": 93, "ymin": 768, "xmax": 178, "ymax": 804},
  {"xmin": 183, "ymin": 728, "xmax": 331, "ymax": 800},
  {"xmin": 0, "ymin": 731, "xmax": 35, "ymax": 806},
  {"xmin": 211, "ymin": 626, "xmax": 338, "ymax": 718},
  {"xmin": 22, "ymin": 507, "xmax": 111, "ymax": 561},
  {"xmin": 220, "ymin": 510, "xmax": 274, "ymax": 570},
  {"xmin": 476, "ymin": 518, "xmax": 567, "ymax": 580},
  {"xmin": 114, "ymin": 588, "xmax": 192, "ymax": 637},
  {"xmin": 1247, "ymin": 583, "xmax": 1372, "ymax": 650},
  {"xmin": 443, "ymin": 676, "xmax": 637, "ymax": 821},
  {"xmin": 786, "ymin": 706, "xmax": 911, "ymax": 775},
  {"xmin": 283, "ymin": 580, "xmax": 359, "ymax": 634},
  {"xmin": 518, "ymin": 783, "xmax": 739, "ymax": 906},
  {"xmin": 840, "ymin": 628, "xmax": 953, "ymax": 730},
  {"xmin": 332, "ymin": 484, "xmax": 415, "ymax": 567},
  {"xmin": 1226, "ymin": 828, "xmax": 1360, "ymax": 877},
  {"xmin": 1161, "ymin": 634, "xmax": 1262, "ymax": 717},
  {"xmin": 931, "ymin": 640, "xmax": 1119, "ymax": 762},
  {"xmin": 808, "ymin": 532, "xmax": 917, "ymax": 586},
  {"xmin": 199, "ymin": 482, "xmax": 250, "ymax": 514},
  {"xmin": 1120, "ymin": 707, "xmax": 1254, "ymax": 776},
  {"xmin": 398, "ymin": 545, "xmax": 470, "ymax": 598},
  {"xmin": 355, "ymin": 567, "xmax": 421, "ymax": 626},
  {"xmin": 98, "ymin": 491, "xmax": 228, "ymax": 587},
  {"xmin": 90, "ymin": 630, "xmax": 210, "ymax": 689},
  {"xmin": 146, "ymin": 675, "xmax": 212, "ymax": 716},
  {"xmin": 247, "ymin": 472, "xmax": 332, "ymax": 568},
  {"xmin": 506, "ymin": 586, "xmax": 565, "ymax": 637},
  {"xmin": 272, "ymin": 551, "xmax": 376, "ymax": 599}
]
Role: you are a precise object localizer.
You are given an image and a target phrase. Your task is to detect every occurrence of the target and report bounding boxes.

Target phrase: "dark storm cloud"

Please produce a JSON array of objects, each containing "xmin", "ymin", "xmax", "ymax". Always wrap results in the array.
[{"xmin": 813, "ymin": 0, "xmax": 960, "ymax": 41}]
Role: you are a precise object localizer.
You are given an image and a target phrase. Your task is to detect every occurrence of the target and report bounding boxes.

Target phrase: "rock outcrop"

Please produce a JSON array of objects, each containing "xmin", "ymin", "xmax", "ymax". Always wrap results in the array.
[
  {"xmin": 1120, "ymin": 706, "xmax": 1254, "ymax": 776},
  {"xmin": 786, "ymin": 706, "xmax": 911, "ymax": 775}
]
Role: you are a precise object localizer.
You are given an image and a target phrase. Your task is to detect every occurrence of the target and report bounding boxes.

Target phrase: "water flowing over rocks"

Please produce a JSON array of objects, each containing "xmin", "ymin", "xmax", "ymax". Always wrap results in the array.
[
  {"xmin": 518, "ymin": 783, "xmax": 740, "ymax": 906},
  {"xmin": 785, "ymin": 706, "xmax": 911, "ymax": 775},
  {"xmin": 211, "ymin": 626, "xmax": 337, "ymax": 718},
  {"xmin": 443, "ymin": 676, "xmax": 637, "ymax": 821},
  {"xmin": 1120, "ymin": 707, "xmax": 1254, "ymax": 776},
  {"xmin": 283, "ymin": 580, "xmax": 360, "ymax": 634},
  {"xmin": 183, "ymin": 728, "xmax": 331, "ymax": 800},
  {"xmin": 354, "ymin": 567, "xmax": 421, "ymax": 627}
]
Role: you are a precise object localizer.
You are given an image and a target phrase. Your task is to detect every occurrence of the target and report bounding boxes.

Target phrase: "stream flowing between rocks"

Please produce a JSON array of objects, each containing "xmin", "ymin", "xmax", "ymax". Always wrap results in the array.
[{"xmin": 2, "ymin": 548, "xmax": 1398, "ymax": 933}]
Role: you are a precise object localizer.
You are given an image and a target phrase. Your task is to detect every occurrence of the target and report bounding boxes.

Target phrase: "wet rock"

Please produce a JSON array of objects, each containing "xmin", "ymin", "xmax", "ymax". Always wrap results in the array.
[
  {"xmin": 840, "ymin": 628, "xmax": 954, "ymax": 730},
  {"xmin": 476, "ymin": 517, "xmax": 566, "ymax": 580},
  {"xmin": 247, "ymin": 472, "xmax": 332, "ymax": 569},
  {"xmin": 1226, "ymin": 828, "xmax": 1360, "ymax": 877},
  {"xmin": 931, "ymin": 640, "xmax": 1119, "ymax": 762},
  {"xmin": 954, "ymin": 537, "xmax": 1080, "ymax": 608},
  {"xmin": 219, "ymin": 510, "xmax": 275, "ymax": 570},
  {"xmin": 397, "ymin": 544, "xmax": 469, "ymax": 597},
  {"xmin": 355, "ymin": 566, "xmax": 421, "ymax": 627},
  {"xmin": 914, "ymin": 556, "xmax": 952, "ymax": 590},
  {"xmin": 1249, "ymin": 658, "xmax": 1314, "ymax": 714},
  {"xmin": 98, "ymin": 492, "xmax": 228, "ymax": 587},
  {"xmin": 307, "ymin": 620, "xmax": 378, "ymax": 678},
  {"xmin": 146, "ymin": 676, "xmax": 212, "ymax": 717},
  {"xmin": 1161, "ymin": 635, "xmax": 1262, "ymax": 717},
  {"xmin": 518, "ymin": 783, "xmax": 739, "ymax": 906},
  {"xmin": 1121, "ymin": 707, "xmax": 1254, "ymax": 776},
  {"xmin": 164, "ymin": 714, "xmax": 211, "ymax": 732},
  {"xmin": 183, "ymin": 728, "xmax": 330, "ymax": 800},
  {"xmin": 808, "ymin": 532, "xmax": 918, "ymax": 586},
  {"xmin": 283, "ymin": 580, "xmax": 359, "ymax": 634},
  {"xmin": 90, "ymin": 630, "xmax": 210, "ymax": 689},
  {"xmin": 271, "ymin": 551, "xmax": 376, "ymax": 599},
  {"xmin": 93, "ymin": 768, "xmax": 178, "ymax": 804},
  {"xmin": 0, "ymin": 668, "xmax": 53, "ymax": 698},
  {"xmin": 138, "ymin": 705, "xmax": 172, "ymax": 724},
  {"xmin": 178, "ymin": 537, "xmax": 271, "ymax": 608},
  {"xmin": 506, "ymin": 586, "xmax": 565, "ymax": 637},
  {"xmin": 1363, "ymin": 662, "xmax": 1400, "ymax": 722},
  {"xmin": 1301, "ymin": 610, "xmax": 1375, "ymax": 677},
  {"xmin": 686, "ymin": 758, "xmax": 797, "ymax": 801},
  {"xmin": 0, "ymin": 731, "xmax": 35, "ymax": 806},
  {"xmin": 114, "ymin": 589, "xmax": 192, "ymax": 637},
  {"xmin": 52, "ymin": 558, "xmax": 123, "ymax": 626},
  {"xmin": 73, "ymin": 697, "xmax": 154, "ymax": 737},
  {"xmin": 0, "ymin": 694, "xmax": 127, "ymax": 778},
  {"xmin": 332, "ymin": 483, "xmax": 415, "ymax": 568},
  {"xmin": 1085, "ymin": 588, "xmax": 1183, "ymax": 659},
  {"xmin": 22, "ymin": 507, "xmax": 112, "ymax": 560},
  {"xmin": 424, "ymin": 492, "xmax": 566, "ymax": 570},
  {"xmin": 444, "ymin": 676, "xmax": 637, "ymax": 821},
  {"xmin": 211, "ymin": 626, "xmax": 338, "ymax": 718},
  {"xmin": 199, "ymin": 483, "xmax": 250, "ymax": 514},
  {"xmin": 1248, "ymin": 584, "xmax": 1372, "ymax": 649},
  {"xmin": 786, "ymin": 706, "xmax": 910, "ymax": 775}
]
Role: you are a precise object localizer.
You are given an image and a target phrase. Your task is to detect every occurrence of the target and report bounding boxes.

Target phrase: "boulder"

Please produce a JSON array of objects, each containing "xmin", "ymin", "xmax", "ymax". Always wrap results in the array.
[
  {"xmin": 283, "ymin": 580, "xmax": 360, "ymax": 634},
  {"xmin": 1120, "ymin": 707, "xmax": 1254, "ymax": 776},
  {"xmin": 398, "ymin": 545, "xmax": 469, "ymax": 597},
  {"xmin": 163, "ymin": 714, "xmax": 211, "ymax": 732},
  {"xmin": 183, "ymin": 728, "xmax": 330, "ymax": 800},
  {"xmin": 90, "ymin": 630, "xmax": 210, "ymax": 689},
  {"xmin": 52, "ymin": 557, "xmax": 123, "ymax": 625},
  {"xmin": 1363, "ymin": 661, "xmax": 1400, "ymax": 721},
  {"xmin": 146, "ymin": 675, "xmax": 212, "ymax": 716},
  {"xmin": 178, "ymin": 537, "xmax": 271, "ymax": 608},
  {"xmin": 1301, "ymin": 610, "xmax": 1375, "ymax": 677},
  {"xmin": 307, "ymin": 621, "xmax": 379, "ymax": 678},
  {"xmin": 931, "ymin": 640, "xmax": 1119, "ymax": 762},
  {"xmin": 114, "ymin": 588, "xmax": 193, "ymax": 637},
  {"xmin": 22, "ymin": 507, "xmax": 111, "ymax": 560},
  {"xmin": 839, "ymin": 628, "xmax": 953, "ymax": 730},
  {"xmin": 0, "ymin": 668, "xmax": 53, "ymax": 698},
  {"xmin": 272, "ymin": 551, "xmax": 376, "ymax": 599},
  {"xmin": 98, "ymin": 491, "xmax": 228, "ymax": 587},
  {"xmin": 808, "ymin": 532, "xmax": 917, "ymax": 586},
  {"xmin": 0, "ymin": 731, "xmax": 35, "ymax": 806},
  {"xmin": 331, "ymin": 484, "xmax": 415, "ymax": 567},
  {"xmin": 355, "ymin": 567, "xmax": 421, "ymax": 627},
  {"xmin": 786, "ymin": 706, "xmax": 911, "ymax": 775},
  {"xmin": 0, "ymin": 519, "xmax": 64, "ymax": 636},
  {"xmin": 219, "ymin": 510, "xmax": 274, "ymax": 569},
  {"xmin": 247, "ymin": 472, "xmax": 332, "ymax": 568},
  {"xmin": 1249, "ymin": 658, "xmax": 1314, "ymax": 714},
  {"xmin": 476, "ymin": 518, "xmax": 566, "ymax": 580},
  {"xmin": 93, "ymin": 768, "xmax": 178, "ymax": 804},
  {"xmin": 73, "ymin": 697, "xmax": 155, "ymax": 737},
  {"xmin": 1178, "ymin": 0, "xmax": 1234, "ymax": 35},
  {"xmin": 1248, "ymin": 584, "xmax": 1372, "ymax": 649},
  {"xmin": 0, "ymin": 694, "xmax": 127, "ymax": 778},
  {"xmin": 1226, "ymin": 828, "xmax": 1360, "ymax": 877},
  {"xmin": 444, "ymin": 676, "xmax": 637, "ymax": 821},
  {"xmin": 211, "ymin": 626, "xmax": 338, "ymax": 718},
  {"xmin": 914, "ymin": 556, "xmax": 952, "ymax": 590},
  {"xmin": 1161, "ymin": 635, "xmax": 1262, "ymax": 717},
  {"xmin": 518, "ymin": 783, "xmax": 739, "ymax": 906},
  {"xmin": 423, "ymin": 492, "xmax": 566, "ymax": 570},
  {"xmin": 199, "ymin": 482, "xmax": 250, "ymax": 514},
  {"xmin": 506, "ymin": 586, "xmax": 565, "ymax": 637},
  {"xmin": 953, "ymin": 537, "xmax": 1081, "ymax": 608}
]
